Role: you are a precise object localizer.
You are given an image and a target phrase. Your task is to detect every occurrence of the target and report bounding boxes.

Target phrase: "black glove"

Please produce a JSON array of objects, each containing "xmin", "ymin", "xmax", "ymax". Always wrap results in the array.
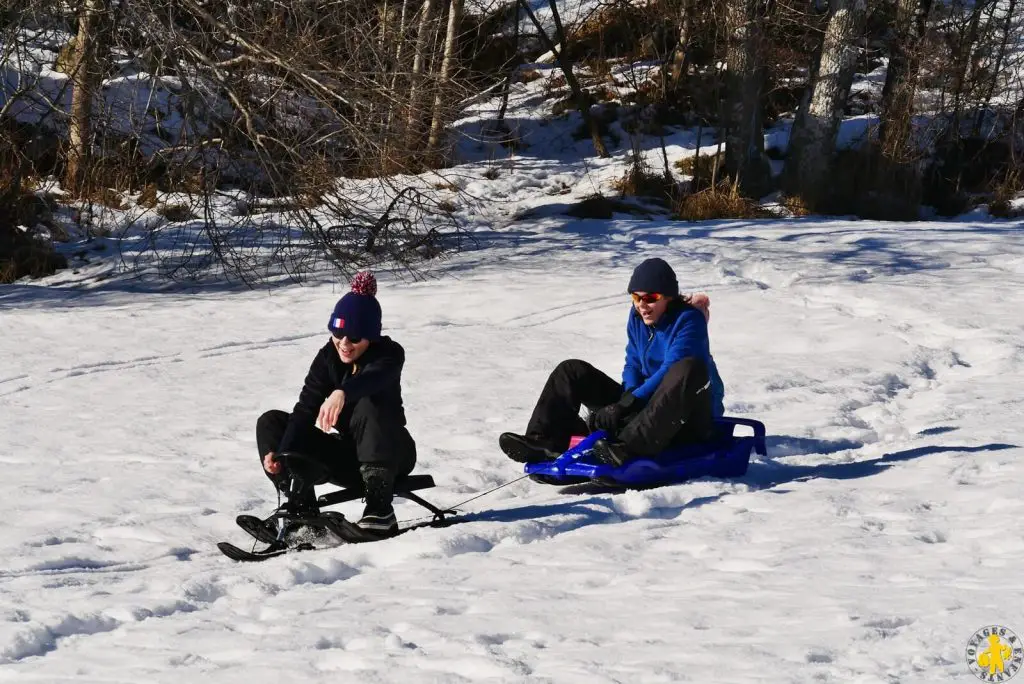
[{"xmin": 590, "ymin": 393, "xmax": 637, "ymax": 433}]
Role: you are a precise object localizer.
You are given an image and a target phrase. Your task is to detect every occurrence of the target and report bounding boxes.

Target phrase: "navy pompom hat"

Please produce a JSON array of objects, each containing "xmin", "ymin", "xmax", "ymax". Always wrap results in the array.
[
  {"xmin": 327, "ymin": 271, "xmax": 382, "ymax": 341},
  {"xmin": 627, "ymin": 258, "xmax": 679, "ymax": 297}
]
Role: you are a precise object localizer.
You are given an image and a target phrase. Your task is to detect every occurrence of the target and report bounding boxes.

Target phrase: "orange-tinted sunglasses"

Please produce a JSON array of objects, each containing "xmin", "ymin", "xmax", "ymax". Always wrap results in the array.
[{"xmin": 630, "ymin": 292, "xmax": 664, "ymax": 305}]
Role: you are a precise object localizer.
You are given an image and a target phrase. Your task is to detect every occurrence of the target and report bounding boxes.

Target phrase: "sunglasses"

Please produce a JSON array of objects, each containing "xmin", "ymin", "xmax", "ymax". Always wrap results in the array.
[
  {"xmin": 630, "ymin": 292, "xmax": 664, "ymax": 305},
  {"xmin": 332, "ymin": 334, "xmax": 364, "ymax": 345}
]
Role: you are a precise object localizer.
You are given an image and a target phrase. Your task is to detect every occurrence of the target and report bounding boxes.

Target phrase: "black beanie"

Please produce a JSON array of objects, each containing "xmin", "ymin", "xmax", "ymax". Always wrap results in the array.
[
  {"xmin": 627, "ymin": 258, "xmax": 679, "ymax": 296},
  {"xmin": 327, "ymin": 271, "xmax": 383, "ymax": 341}
]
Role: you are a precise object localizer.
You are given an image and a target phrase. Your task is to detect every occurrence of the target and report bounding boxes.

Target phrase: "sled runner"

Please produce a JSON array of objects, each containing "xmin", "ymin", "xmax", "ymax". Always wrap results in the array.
[
  {"xmin": 219, "ymin": 453, "xmax": 457, "ymax": 561},
  {"xmin": 523, "ymin": 417, "xmax": 767, "ymax": 487}
]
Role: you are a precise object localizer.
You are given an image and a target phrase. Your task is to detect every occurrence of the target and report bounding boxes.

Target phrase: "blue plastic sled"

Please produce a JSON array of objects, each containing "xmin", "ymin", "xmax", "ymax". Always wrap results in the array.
[{"xmin": 523, "ymin": 417, "xmax": 767, "ymax": 487}]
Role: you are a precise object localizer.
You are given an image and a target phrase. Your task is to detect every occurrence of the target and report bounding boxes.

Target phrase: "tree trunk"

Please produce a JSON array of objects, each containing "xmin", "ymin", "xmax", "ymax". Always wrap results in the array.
[
  {"xmin": 950, "ymin": 0, "xmax": 990, "ymax": 124},
  {"xmin": 65, "ymin": 0, "xmax": 107, "ymax": 194},
  {"xmin": 393, "ymin": 0, "xmax": 410, "ymax": 75},
  {"xmin": 496, "ymin": 0, "xmax": 521, "ymax": 125},
  {"xmin": 519, "ymin": 0, "xmax": 609, "ymax": 157},
  {"xmin": 784, "ymin": 0, "xmax": 868, "ymax": 202},
  {"xmin": 426, "ymin": 0, "xmax": 462, "ymax": 154},
  {"xmin": 407, "ymin": 0, "xmax": 436, "ymax": 139},
  {"xmin": 723, "ymin": 0, "xmax": 770, "ymax": 197},
  {"xmin": 878, "ymin": 0, "xmax": 933, "ymax": 159},
  {"xmin": 668, "ymin": 0, "xmax": 694, "ymax": 89},
  {"xmin": 976, "ymin": 0, "xmax": 1018, "ymax": 132}
]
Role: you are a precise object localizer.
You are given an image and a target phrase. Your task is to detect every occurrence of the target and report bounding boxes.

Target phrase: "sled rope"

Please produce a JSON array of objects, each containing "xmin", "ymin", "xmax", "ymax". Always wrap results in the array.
[{"xmin": 400, "ymin": 474, "xmax": 531, "ymax": 525}]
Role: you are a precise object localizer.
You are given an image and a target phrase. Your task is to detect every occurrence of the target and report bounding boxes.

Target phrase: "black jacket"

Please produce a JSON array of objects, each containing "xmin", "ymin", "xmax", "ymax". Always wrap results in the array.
[{"xmin": 279, "ymin": 336, "xmax": 407, "ymax": 452}]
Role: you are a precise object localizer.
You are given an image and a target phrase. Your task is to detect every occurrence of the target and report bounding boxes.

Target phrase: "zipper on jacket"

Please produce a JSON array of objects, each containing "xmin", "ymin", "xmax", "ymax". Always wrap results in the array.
[{"xmin": 643, "ymin": 325, "xmax": 654, "ymax": 374}]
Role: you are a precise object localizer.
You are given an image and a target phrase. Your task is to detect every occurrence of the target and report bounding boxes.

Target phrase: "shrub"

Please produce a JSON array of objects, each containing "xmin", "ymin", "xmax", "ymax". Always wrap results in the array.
[{"xmin": 673, "ymin": 186, "xmax": 778, "ymax": 221}]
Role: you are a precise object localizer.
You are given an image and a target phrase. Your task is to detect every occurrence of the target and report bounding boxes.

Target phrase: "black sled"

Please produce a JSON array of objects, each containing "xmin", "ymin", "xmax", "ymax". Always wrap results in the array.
[{"xmin": 219, "ymin": 452, "xmax": 457, "ymax": 561}]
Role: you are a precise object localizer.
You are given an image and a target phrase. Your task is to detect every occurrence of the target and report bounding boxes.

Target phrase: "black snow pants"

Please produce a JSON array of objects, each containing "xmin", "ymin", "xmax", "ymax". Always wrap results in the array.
[
  {"xmin": 256, "ymin": 394, "xmax": 416, "ymax": 491},
  {"xmin": 526, "ymin": 358, "xmax": 714, "ymax": 455}
]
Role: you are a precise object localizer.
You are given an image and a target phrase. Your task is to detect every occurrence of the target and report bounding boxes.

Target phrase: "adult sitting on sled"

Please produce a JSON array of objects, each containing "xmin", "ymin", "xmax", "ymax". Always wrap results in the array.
[
  {"xmin": 256, "ymin": 271, "xmax": 415, "ymax": 539},
  {"xmin": 499, "ymin": 257, "xmax": 725, "ymax": 467}
]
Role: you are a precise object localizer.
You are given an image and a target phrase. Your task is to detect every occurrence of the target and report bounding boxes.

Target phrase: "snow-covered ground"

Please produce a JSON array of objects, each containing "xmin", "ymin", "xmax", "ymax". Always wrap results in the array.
[
  {"xmin": 3, "ymin": 8, "xmax": 1024, "ymax": 679},
  {"xmin": 2, "ymin": 211, "xmax": 1023, "ymax": 682}
]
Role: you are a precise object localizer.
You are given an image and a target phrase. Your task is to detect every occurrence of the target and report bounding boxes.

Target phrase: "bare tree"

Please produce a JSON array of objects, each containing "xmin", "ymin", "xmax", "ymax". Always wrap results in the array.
[
  {"xmin": 668, "ymin": 0, "xmax": 696, "ymax": 88},
  {"xmin": 976, "ymin": 0, "xmax": 1020, "ymax": 132},
  {"xmin": 426, "ymin": 0, "xmax": 463, "ymax": 154},
  {"xmin": 407, "ymin": 0, "xmax": 438, "ymax": 146},
  {"xmin": 1, "ymin": 0, "xmax": 475, "ymax": 283},
  {"xmin": 65, "ymin": 0, "xmax": 109, "ymax": 193},
  {"xmin": 945, "ymin": 0, "xmax": 994, "ymax": 125},
  {"xmin": 784, "ymin": 0, "xmax": 868, "ymax": 203},
  {"xmin": 878, "ymin": 0, "xmax": 934, "ymax": 158},
  {"xmin": 723, "ymin": 0, "xmax": 770, "ymax": 196}
]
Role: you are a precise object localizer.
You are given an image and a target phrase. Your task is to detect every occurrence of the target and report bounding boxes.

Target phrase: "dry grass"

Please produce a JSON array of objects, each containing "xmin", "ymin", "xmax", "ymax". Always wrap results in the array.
[
  {"xmin": 517, "ymin": 69, "xmax": 543, "ymax": 83},
  {"xmin": 613, "ymin": 166, "xmax": 675, "ymax": 201},
  {"xmin": 674, "ymin": 151, "xmax": 724, "ymax": 177},
  {"xmin": 674, "ymin": 151, "xmax": 728, "ymax": 193},
  {"xmin": 988, "ymin": 198, "xmax": 1013, "ymax": 217},
  {"xmin": 82, "ymin": 187, "xmax": 126, "ymax": 210},
  {"xmin": 0, "ymin": 221, "xmax": 67, "ymax": 283},
  {"xmin": 0, "ymin": 259, "xmax": 16, "ymax": 284},
  {"xmin": 545, "ymin": 73, "xmax": 567, "ymax": 90},
  {"xmin": 580, "ymin": 58, "xmax": 613, "ymax": 79},
  {"xmin": 156, "ymin": 203, "xmax": 196, "ymax": 223},
  {"xmin": 780, "ymin": 194, "xmax": 813, "ymax": 217},
  {"xmin": 136, "ymin": 183, "xmax": 159, "ymax": 208},
  {"xmin": 565, "ymin": 194, "xmax": 649, "ymax": 219},
  {"xmin": 988, "ymin": 170, "xmax": 1023, "ymax": 218},
  {"xmin": 673, "ymin": 186, "xmax": 778, "ymax": 221}
]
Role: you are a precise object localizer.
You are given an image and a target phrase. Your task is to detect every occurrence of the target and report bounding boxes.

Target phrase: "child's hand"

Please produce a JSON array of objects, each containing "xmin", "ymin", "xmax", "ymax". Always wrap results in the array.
[
  {"xmin": 262, "ymin": 451, "xmax": 281, "ymax": 475},
  {"xmin": 317, "ymin": 390, "xmax": 346, "ymax": 432}
]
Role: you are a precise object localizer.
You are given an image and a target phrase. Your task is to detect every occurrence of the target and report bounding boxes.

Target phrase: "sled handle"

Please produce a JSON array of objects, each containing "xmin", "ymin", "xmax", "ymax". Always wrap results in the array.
[{"xmin": 716, "ymin": 417, "xmax": 767, "ymax": 456}]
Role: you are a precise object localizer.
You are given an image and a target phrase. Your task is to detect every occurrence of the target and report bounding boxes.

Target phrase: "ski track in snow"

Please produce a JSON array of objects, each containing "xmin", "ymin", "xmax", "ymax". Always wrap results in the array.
[{"xmin": 1, "ymin": 218, "xmax": 1023, "ymax": 682}]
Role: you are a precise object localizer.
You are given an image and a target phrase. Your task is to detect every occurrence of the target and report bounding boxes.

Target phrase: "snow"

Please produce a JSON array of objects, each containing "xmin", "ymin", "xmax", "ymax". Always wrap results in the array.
[
  {"xmin": 3, "ymin": 211, "xmax": 1024, "ymax": 682},
  {"xmin": 4, "ymin": 11, "xmax": 1024, "ymax": 680}
]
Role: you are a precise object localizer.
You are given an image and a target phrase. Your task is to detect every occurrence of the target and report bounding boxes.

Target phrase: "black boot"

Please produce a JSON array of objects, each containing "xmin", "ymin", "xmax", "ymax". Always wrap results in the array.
[
  {"xmin": 591, "ymin": 438, "xmax": 632, "ymax": 467},
  {"xmin": 278, "ymin": 474, "xmax": 320, "ymax": 518},
  {"xmin": 499, "ymin": 433, "xmax": 562, "ymax": 463},
  {"xmin": 357, "ymin": 464, "xmax": 399, "ymax": 538}
]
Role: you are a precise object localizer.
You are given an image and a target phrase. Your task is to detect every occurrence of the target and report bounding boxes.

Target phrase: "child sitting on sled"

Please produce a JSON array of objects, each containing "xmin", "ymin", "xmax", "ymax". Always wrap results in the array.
[
  {"xmin": 499, "ymin": 258, "xmax": 725, "ymax": 467},
  {"xmin": 255, "ymin": 271, "xmax": 415, "ymax": 539}
]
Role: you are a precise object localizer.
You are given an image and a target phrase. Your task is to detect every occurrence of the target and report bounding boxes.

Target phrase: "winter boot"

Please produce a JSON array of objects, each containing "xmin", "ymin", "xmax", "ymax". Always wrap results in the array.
[
  {"xmin": 278, "ymin": 471, "xmax": 320, "ymax": 516},
  {"xmin": 591, "ymin": 438, "xmax": 632, "ymax": 468},
  {"xmin": 357, "ymin": 464, "xmax": 399, "ymax": 539},
  {"xmin": 498, "ymin": 433, "xmax": 562, "ymax": 463},
  {"xmin": 277, "ymin": 479, "xmax": 328, "ymax": 544}
]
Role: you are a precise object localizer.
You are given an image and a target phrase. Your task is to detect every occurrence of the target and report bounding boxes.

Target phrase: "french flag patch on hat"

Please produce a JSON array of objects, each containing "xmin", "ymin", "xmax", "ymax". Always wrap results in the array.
[{"xmin": 331, "ymin": 317, "xmax": 345, "ymax": 329}]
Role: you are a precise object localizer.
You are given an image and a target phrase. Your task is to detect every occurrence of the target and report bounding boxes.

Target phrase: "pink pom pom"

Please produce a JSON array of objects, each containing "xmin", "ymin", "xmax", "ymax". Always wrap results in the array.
[{"xmin": 350, "ymin": 271, "xmax": 377, "ymax": 296}]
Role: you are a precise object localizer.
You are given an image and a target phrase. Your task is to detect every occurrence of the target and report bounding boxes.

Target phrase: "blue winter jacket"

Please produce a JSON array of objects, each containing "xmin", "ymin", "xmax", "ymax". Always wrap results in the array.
[{"xmin": 622, "ymin": 300, "xmax": 725, "ymax": 416}]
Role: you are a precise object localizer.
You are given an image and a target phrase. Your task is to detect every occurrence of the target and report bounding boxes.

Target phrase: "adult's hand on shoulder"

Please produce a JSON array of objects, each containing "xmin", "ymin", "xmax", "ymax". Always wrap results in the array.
[{"xmin": 689, "ymin": 292, "xmax": 710, "ymax": 322}]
